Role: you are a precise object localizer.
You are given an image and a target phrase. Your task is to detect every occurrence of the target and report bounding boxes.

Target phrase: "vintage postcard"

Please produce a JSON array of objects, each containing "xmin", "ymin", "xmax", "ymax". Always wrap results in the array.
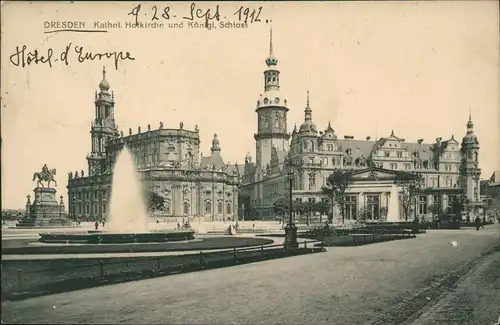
[{"xmin": 1, "ymin": 1, "xmax": 499, "ymax": 324}]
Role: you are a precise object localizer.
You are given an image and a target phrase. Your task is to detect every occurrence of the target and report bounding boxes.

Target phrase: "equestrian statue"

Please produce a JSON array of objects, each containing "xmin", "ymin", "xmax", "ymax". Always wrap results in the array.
[{"xmin": 32, "ymin": 164, "xmax": 57, "ymax": 188}]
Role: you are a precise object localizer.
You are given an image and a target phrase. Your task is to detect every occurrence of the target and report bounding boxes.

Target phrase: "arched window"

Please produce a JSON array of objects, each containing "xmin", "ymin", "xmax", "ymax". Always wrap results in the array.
[
  {"xmin": 205, "ymin": 201, "xmax": 212, "ymax": 213},
  {"xmin": 226, "ymin": 202, "xmax": 232, "ymax": 214},
  {"xmin": 183, "ymin": 202, "xmax": 189, "ymax": 215},
  {"xmin": 218, "ymin": 202, "xmax": 223, "ymax": 214},
  {"xmin": 275, "ymin": 113, "xmax": 280, "ymax": 128}
]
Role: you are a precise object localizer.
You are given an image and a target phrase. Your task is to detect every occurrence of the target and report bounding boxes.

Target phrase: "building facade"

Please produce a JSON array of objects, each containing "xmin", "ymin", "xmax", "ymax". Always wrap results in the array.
[
  {"xmin": 67, "ymin": 68, "xmax": 240, "ymax": 221},
  {"xmin": 481, "ymin": 171, "xmax": 500, "ymax": 222},
  {"xmin": 239, "ymin": 32, "xmax": 483, "ymax": 222}
]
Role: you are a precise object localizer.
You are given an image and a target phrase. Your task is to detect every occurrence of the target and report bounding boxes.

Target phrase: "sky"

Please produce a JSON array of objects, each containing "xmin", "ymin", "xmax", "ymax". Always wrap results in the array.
[{"xmin": 1, "ymin": 1, "xmax": 499, "ymax": 209}]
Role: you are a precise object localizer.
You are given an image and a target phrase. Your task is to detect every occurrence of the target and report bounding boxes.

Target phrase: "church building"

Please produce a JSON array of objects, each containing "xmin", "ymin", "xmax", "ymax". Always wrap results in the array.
[{"xmin": 66, "ymin": 68, "xmax": 240, "ymax": 222}]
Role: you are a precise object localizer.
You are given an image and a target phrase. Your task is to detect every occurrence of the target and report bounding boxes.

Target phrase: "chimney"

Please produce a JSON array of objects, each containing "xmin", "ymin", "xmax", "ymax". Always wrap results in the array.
[
  {"xmin": 366, "ymin": 136, "xmax": 371, "ymax": 141},
  {"xmin": 417, "ymin": 139, "xmax": 423, "ymax": 145}
]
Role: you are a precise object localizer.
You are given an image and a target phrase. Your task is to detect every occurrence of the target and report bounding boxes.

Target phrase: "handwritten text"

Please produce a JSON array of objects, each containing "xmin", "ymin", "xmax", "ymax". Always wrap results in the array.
[{"xmin": 9, "ymin": 43, "xmax": 135, "ymax": 70}]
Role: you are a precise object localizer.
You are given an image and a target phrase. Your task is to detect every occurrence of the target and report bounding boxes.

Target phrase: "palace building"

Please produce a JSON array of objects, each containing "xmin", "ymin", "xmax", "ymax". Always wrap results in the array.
[
  {"xmin": 66, "ymin": 68, "xmax": 240, "ymax": 221},
  {"xmin": 239, "ymin": 30, "xmax": 483, "ymax": 222}
]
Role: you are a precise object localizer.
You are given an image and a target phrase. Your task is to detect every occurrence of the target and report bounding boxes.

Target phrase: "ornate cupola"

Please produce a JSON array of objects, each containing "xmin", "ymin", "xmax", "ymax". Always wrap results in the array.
[
  {"xmin": 299, "ymin": 91, "xmax": 318, "ymax": 135},
  {"xmin": 211, "ymin": 133, "xmax": 221, "ymax": 153}
]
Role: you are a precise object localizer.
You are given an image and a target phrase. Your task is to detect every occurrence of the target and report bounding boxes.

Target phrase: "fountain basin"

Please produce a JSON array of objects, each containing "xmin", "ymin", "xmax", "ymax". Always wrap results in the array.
[{"xmin": 38, "ymin": 230, "xmax": 195, "ymax": 244}]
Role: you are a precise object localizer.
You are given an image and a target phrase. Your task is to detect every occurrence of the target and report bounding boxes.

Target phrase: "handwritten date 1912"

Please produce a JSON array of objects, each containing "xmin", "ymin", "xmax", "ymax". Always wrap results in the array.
[
  {"xmin": 128, "ymin": 3, "xmax": 262, "ymax": 25},
  {"xmin": 234, "ymin": 6, "xmax": 262, "ymax": 24}
]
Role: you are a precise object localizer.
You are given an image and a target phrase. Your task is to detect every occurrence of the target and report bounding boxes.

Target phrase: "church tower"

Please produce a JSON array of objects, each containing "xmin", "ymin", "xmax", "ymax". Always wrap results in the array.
[
  {"xmin": 254, "ymin": 26, "xmax": 290, "ymax": 167},
  {"xmin": 460, "ymin": 113, "xmax": 481, "ymax": 203},
  {"xmin": 87, "ymin": 67, "xmax": 120, "ymax": 176}
]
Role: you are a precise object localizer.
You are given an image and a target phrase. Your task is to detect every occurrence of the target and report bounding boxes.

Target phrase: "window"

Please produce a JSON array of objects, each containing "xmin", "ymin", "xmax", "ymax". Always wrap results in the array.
[
  {"xmin": 86, "ymin": 204, "xmax": 90, "ymax": 214},
  {"xmin": 103, "ymin": 202, "xmax": 106, "ymax": 213},
  {"xmin": 404, "ymin": 163, "xmax": 411, "ymax": 170},
  {"xmin": 308, "ymin": 175, "xmax": 316, "ymax": 190},
  {"xmin": 345, "ymin": 196, "xmax": 358, "ymax": 220},
  {"xmin": 366, "ymin": 195, "xmax": 380, "ymax": 220},
  {"xmin": 418, "ymin": 196, "xmax": 427, "ymax": 215},
  {"xmin": 226, "ymin": 202, "xmax": 232, "ymax": 214},
  {"xmin": 384, "ymin": 151, "xmax": 390, "ymax": 157},
  {"xmin": 275, "ymin": 113, "xmax": 280, "ymax": 128},
  {"xmin": 183, "ymin": 202, "xmax": 189, "ymax": 215},
  {"xmin": 205, "ymin": 201, "xmax": 212, "ymax": 213},
  {"xmin": 308, "ymin": 198, "xmax": 315, "ymax": 203},
  {"xmin": 94, "ymin": 204, "xmax": 98, "ymax": 214},
  {"xmin": 397, "ymin": 151, "xmax": 402, "ymax": 158},
  {"xmin": 218, "ymin": 202, "xmax": 223, "ymax": 214},
  {"xmin": 165, "ymin": 202, "xmax": 171, "ymax": 214},
  {"xmin": 328, "ymin": 144, "xmax": 334, "ymax": 151},
  {"xmin": 390, "ymin": 163, "xmax": 397, "ymax": 170},
  {"xmin": 321, "ymin": 197, "xmax": 328, "ymax": 203}
]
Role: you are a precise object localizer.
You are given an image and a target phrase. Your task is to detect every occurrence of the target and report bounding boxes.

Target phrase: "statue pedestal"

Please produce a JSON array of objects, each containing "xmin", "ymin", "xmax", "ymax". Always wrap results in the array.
[
  {"xmin": 16, "ymin": 187, "xmax": 73, "ymax": 228},
  {"xmin": 284, "ymin": 223, "xmax": 298, "ymax": 249}
]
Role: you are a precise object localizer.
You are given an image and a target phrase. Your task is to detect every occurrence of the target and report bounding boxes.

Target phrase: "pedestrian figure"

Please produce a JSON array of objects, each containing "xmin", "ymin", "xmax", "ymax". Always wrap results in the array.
[
  {"xmin": 474, "ymin": 216, "xmax": 483, "ymax": 231},
  {"xmin": 94, "ymin": 221, "xmax": 99, "ymax": 230}
]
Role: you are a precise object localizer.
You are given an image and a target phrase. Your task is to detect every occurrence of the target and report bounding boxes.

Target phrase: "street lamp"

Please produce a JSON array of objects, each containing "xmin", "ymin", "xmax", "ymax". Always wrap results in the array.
[
  {"xmin": 72, "ymin": 195, "xmax": 77, "ymax": 221},
  {"xmin": 102, "ymin": 197, "xmax": 107, "ymax": 223},
  {"xmin": 283, "ymin": 153, "xmax": 302, "ymax": 249}
]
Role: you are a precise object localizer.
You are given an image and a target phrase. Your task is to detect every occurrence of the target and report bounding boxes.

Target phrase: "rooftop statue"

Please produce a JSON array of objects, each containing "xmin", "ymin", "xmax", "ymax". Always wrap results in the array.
[{"xmin": 33, "ymin": 164, "xmax": 57, "ymax": 188}]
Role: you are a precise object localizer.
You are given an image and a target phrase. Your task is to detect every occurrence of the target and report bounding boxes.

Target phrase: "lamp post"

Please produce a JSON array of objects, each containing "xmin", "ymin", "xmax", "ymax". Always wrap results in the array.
[
  {"xmin": 102, "ymin": 197, "xmax": 107, "ymax": 223},
  {"xmin": 283, "ymin": 153, "xmax": 302, "ymax": 249},
  {"xmin": 72, "ymin": 195, "xmax": 77, "ymax": 221},
  {"xmin": 59, "ymin": 195, "xmax": 64, "ymax": 219}
]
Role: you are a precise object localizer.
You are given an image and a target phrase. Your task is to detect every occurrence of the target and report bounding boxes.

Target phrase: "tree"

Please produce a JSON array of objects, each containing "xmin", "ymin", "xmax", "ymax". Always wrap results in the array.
[
  {"xmin": 146, "ymin": 191, "xmax": 165, "ymax": 213},
  {"xmin": 316, "ymin": 201, "xmax": 330, "ymax": 223},
  {"xmin": 321, "ymin": 169, "xmax": 354, "ymax": 224},
  {"xmin": 357, "ymin": 207, "xmax": 369, "ymax": 221},
  {"xmin": 395, "ymin": 172, "xmax": 424, "ymax": 221}
]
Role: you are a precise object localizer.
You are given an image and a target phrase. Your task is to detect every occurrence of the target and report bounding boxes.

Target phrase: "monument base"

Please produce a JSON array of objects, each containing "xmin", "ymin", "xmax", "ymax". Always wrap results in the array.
[
  {"xmin": 16, "ymin": 187, "xmax": 73, "ymax": 228},
  {"xmin": 284, "ymin": 223, "xmax": 298, "ymax": 249}
]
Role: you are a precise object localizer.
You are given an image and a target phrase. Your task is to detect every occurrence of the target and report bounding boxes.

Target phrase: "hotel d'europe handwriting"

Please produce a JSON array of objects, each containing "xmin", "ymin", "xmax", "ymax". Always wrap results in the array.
[
  {"xmin": 9, "ymin": 43, "xmax": 135, "ymax": 70},
  {"xmin": 127, "ymin": 3, "xmax": 263, "ymax": 26}
]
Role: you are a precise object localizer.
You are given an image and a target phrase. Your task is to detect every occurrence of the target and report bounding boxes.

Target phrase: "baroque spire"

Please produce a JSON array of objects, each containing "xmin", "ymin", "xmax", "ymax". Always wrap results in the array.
[
  {"xmin": 98, "ymin": 66, "xmax": 110, "ymax": 92},
  {"xmin": 269, "ymin": 25, "xmax": 273, "ymax": 56},
  {"xmin": 304, "ymin": 90, "xmax": 312, "ymax": 121}
]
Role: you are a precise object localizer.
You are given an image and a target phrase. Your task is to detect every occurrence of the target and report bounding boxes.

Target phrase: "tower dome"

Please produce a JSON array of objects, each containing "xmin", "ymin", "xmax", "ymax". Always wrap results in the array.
[
  {"xmin": 99, "ymin": 66, "xmax": 110, "ymax": 92},
  {"xmin": 299, "ymin": 91, "xmax": 318, "ymax": 134},
  {"xmin": 462, "ymin": 113, "xmax": 479, "ymax": 145}
]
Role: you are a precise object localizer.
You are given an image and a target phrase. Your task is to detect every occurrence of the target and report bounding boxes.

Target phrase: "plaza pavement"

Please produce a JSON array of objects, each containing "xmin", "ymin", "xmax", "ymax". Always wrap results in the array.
[
  {"xmin": 409, "ymin": 250, "xmax": 500, "ymax": 325},
  {"xmin": 2, "ymin": 225, "xmax": 499, "ymax": 325}
]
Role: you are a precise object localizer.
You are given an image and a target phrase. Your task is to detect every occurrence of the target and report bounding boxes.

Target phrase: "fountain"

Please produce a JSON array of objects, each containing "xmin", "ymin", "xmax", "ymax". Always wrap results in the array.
[
  {"xmin": 38, "ymin": 148, "xmax": 195, "ymax": 244},
  {"xmin": 386, "ymin": 185, "xmax": 401, "ymax": 222},
  {"xmin": 107, "ymin": 148, "xmax": 148, "ymax": 233}
]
